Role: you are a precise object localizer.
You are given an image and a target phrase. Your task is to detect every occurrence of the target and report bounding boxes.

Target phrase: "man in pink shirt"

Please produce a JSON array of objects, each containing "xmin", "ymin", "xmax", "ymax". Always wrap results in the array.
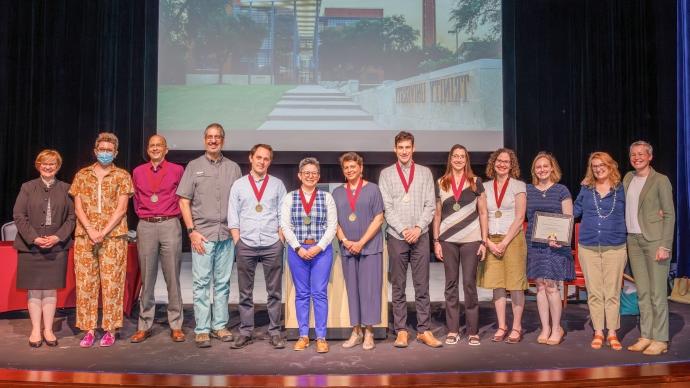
[{"xmin": 130, "ymin": 135, "xmax": 186, "ymax": 343}]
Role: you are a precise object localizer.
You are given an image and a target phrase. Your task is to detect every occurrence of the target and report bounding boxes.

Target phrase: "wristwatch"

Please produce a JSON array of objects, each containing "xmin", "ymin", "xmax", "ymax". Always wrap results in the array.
[{"xmin": 186, "ymin": 226, "xmax": 195, "ymax": 235}]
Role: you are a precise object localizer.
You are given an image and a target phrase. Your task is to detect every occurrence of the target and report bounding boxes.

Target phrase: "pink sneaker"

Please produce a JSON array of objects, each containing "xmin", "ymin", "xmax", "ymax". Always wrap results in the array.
[
  {"xmin": 80, "ymin": 332, "xmax": 95, "ymax": 348},
  {"xmin": 99, "ymin": 331, "xmax": 116, "ymax": 347}
]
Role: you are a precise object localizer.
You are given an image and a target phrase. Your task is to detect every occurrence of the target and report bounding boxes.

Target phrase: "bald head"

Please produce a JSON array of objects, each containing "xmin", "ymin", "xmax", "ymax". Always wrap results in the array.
[{"xmin": 147, "ymin": 134, "xmax": 169, "ymax": 164}]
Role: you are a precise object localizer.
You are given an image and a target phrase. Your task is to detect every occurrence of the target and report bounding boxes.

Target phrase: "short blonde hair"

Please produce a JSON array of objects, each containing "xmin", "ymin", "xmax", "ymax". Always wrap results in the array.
[
  {"xmin": 34, "ymin": 149, "xmax": 63, "ymax": 171},
  {"xmin": 94, "ymin": 132, "xmax": 119, "ymax": 151},
  {"xmin": 582, "ymin": 151, "xmax": 621, "ymax": 188},
  {"xmin": 530, "ymin": 152, "xmax": 562, "ymax": 185}
]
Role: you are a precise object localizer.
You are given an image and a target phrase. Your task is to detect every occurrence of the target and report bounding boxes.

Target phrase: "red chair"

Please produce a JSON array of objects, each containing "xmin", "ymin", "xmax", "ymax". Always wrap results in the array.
[{"xmin": 563, "ymin": 223, "xmax": 586, "ymax": 308}]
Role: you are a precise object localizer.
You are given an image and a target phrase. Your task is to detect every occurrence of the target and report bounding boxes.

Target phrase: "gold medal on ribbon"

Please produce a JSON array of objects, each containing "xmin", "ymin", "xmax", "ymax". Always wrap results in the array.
[
  {"xmin": 348, "ymin": 213, "xmax": 357, "ymax": 222},
  {"xmin": 303, "ymin": 215, "xmax": 311, "ymax": 225},
  {"xmin": 452, "ymin": 203, "xmax": 461, "ymax": 211},
  {"xmin": 150, "ymin": 194, "xmax": 158, "ymax": 203},
  {"xmin": 495, "ymin": 210, "xmax": 503, "ymax": 218},
  {"xmin": 255, "ymin": 204, "xmax": 263, "ymax": 212},
  {"xmin": 402, "ymin": 193, "xmax": 410, "ymax": 202}
]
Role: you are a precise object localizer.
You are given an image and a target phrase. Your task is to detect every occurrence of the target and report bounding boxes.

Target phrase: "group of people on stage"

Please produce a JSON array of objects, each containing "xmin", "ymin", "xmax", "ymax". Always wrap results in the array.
[{"xmin": 12, "ymin": 126, "xmax": 675, "ymax": 356}]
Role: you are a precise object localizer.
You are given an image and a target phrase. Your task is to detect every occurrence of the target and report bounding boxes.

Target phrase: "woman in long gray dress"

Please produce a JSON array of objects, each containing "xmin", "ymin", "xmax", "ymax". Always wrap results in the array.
[
  {"xmin": 13, "ymin": 149, "xmax": 76, "ymax": 347},
  {"xmin": 333, "ymin": 152, "xmax": 385, "ymax": 350}
]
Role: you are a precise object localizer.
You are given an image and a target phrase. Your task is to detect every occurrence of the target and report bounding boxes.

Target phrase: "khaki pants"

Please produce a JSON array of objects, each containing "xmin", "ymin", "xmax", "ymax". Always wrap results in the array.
[
  {"xmin": 74, "ymin": 236, "xmax": 127, "ymax": 331},
  {"xmin": 578, "ymin": 244, "xmax": 627, "ymax": 331}
]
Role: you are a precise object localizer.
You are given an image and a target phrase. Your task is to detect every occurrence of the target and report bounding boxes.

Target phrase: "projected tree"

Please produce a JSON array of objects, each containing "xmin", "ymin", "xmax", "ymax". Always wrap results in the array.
[
  {"xmin": 318, "ymin": 15, "xmax": 421, "ymax": 82},
  {"xmin": 449, "ymin": 0, "xmax": 501, "ymax": 42}
]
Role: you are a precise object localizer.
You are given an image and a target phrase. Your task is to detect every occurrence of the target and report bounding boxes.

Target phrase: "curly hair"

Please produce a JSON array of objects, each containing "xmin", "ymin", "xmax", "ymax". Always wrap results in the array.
[
  {"xmin": 530, "ymin": 151, "xmax": 562, "ymax": 185},
  {"xmin": 582, "ymin": 151, "xmax": 621, "ymax": 188},
  {"xmin": 439, "ymin": 144, "xmax": 477, "ymax": 192},
  {"xmin": 94, "ymin": 132, "xmax": 119, "ymax": 151},
  {"xmin": 485, "ymin": 148, "xmax": 520, "ymax": 180}
]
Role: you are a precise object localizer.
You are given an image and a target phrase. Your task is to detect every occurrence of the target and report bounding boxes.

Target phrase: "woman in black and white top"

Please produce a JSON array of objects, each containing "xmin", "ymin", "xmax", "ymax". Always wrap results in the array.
[{"xmin": 432, "ymin": 144, "xmax": 488, "ymax": 346}]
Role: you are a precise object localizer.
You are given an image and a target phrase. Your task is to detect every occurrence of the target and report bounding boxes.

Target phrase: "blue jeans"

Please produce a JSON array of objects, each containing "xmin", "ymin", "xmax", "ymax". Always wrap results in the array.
[
  {"xmin": 288, "ymin": 244, "xmax": 333, "ymax": 338},
  {"xmin": 191, "ymin": 239, "xmax": 235, "ymax": 335}
]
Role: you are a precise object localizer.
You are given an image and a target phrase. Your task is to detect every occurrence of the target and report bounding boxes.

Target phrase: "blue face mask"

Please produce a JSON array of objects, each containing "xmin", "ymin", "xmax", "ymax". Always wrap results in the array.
[{"xmin": 96, "ymin": 151, "xmax": 115, "ymax": 165}]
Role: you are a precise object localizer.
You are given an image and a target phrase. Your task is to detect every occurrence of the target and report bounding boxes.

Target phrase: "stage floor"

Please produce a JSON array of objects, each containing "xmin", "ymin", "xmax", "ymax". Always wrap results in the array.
[{"xmin": 1, "ymin": 301, "xmax": 689, "ymax": 376}]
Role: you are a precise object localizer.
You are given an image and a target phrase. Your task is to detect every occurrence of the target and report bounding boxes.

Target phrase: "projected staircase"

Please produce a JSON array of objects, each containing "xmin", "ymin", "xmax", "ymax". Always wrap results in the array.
[{"xmin": 257, "ymin": 85, "xmax": 385, "ymax": 131}]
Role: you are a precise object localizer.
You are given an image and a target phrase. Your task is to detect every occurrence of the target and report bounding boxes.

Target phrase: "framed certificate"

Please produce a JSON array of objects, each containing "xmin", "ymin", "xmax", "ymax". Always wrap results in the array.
[{"xmin": 531, "ymin": 212, "xmax": 574, "ymax": 246}]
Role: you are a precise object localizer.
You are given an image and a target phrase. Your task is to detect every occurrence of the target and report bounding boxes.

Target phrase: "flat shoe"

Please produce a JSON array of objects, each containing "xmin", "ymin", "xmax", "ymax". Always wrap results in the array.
[
  {"xmin": 468, "ymin": 335, "xmax": 481, "ymax": 346},
  {"xmin": 29, "ymin": 339, "xmax": 42, "ymax": 348},
  {"xmin": 445, "ymin": 333, "xmax": 460, "ymax": 345},
  {"xmin": 607, "ymin": 335, "xmax": 622, "ymax": 351},
  {"xmin": 591, "ymin": 334, "xmax": 604, "ymax": 350}
]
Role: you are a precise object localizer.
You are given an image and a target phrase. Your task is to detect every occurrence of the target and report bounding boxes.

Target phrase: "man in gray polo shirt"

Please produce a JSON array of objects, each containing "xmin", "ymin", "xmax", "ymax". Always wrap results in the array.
[{"xmin": 177, "ymin": 123, "xmax": 242, "ymax": 348}]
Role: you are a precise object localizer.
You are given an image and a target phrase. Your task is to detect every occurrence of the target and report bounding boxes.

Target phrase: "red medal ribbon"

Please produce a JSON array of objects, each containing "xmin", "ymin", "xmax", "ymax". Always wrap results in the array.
[
  {"xmin": 145, "ymin": 161, "xmax": 166, "ymax": 196},
  {"xmin": 395, "ymin": 161, "xmax": 415, "ymax": 193},
  {"xmin": 299, "ymin": 187, "xmax": 318, "ymax": 216},
  {"xmin": 493, "ymin": 177, "xmax": 510, "ymax": 209},
  {"xmin": 248, "ymin": 174, "xmax": 269, "ymax": 203},
  {"xmin": 345, "ymin": 178, "xmax": 363, "ymax": 213},
  {"xmin": 451, "ymin": 174, "xmax": 467, "ymax": 203}
]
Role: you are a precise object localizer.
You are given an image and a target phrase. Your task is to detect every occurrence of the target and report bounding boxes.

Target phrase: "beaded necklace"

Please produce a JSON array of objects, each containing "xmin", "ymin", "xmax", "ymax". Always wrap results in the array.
[{"xmin": 592, "ymin": 185, "xmax": 617, "ymax": 219}]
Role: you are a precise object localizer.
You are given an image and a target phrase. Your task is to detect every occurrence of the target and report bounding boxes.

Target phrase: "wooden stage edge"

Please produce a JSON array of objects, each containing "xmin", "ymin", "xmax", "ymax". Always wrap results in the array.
[{"xmin": 1, "ymin": 362, "xmax": 690, "ymax": 388}]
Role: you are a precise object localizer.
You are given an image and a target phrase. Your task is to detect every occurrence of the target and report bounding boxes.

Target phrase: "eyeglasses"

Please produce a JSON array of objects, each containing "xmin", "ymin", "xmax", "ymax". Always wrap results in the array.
[
  {"xmin": 205, "ymin": 135, "xmax": 223, "ymax": 140},
  {"xmin": 495, "ymin": 159, "xmax": 511, "ymax": 165},
  {"xmin": 591, "ymin": 163, "xmax": 607, "ymax": 170},
  {"xmin": 96, "ymin": 148, "xmax": 115, "ymax": 153},
  {"xmin": 300, "ymin": 171, "xmax": 319, "ymax": 177}
]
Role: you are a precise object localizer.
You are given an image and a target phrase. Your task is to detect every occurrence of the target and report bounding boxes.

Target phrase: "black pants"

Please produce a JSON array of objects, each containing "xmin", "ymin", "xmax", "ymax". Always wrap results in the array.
[
  {"xmin": 388, "ymin": 233, "xmax": 431, "ymax": 333},
  {"xmin": 235, "ymin": 240, "xmax": 284, "ymax": 336},
  {"xmin": 441, "ymin": 241, "xmax": 481, "ymax": 335}
]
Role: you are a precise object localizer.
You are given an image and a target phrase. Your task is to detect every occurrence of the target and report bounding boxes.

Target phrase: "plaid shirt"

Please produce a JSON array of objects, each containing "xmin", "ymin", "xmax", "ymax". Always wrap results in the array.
[{"xmin": 378, "ymin": 162, "xmax": 436, "ymax": 240}]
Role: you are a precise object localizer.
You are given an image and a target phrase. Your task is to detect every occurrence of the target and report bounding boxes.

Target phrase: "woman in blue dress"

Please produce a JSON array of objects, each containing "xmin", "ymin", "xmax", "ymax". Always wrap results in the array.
[{"xmin": 526, "ymin": 152, "xmax": 574, "ymax": 346}]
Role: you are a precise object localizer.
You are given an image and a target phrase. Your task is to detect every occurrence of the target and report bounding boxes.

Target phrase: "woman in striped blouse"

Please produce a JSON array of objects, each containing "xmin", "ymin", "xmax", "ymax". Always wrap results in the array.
[{"xmin": 432, "ymin": 144, "xmax": 488, "ymax": 346}]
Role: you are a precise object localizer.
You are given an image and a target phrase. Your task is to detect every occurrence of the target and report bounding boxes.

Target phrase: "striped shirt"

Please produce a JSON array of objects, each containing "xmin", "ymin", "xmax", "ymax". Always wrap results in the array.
[{"xmin": 436, "ymin": 177, "xmax": 484, "ymax": 243}]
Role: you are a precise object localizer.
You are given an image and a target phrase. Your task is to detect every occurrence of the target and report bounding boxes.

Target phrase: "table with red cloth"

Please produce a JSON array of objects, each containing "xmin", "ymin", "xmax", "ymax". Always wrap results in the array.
[{"xmin": 0, "ymin": 241, "xmax": 141, "ymax": 315}]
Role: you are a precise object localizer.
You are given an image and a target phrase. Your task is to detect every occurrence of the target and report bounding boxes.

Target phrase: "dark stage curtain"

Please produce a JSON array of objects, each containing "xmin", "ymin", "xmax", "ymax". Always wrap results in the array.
[
  {"xmin": 677, "ymin": 0, "xmax": 690, "ymax": 278},
  {"xmin": 0, "ymin": 0, "xmax": 156, "ymax": 223}
]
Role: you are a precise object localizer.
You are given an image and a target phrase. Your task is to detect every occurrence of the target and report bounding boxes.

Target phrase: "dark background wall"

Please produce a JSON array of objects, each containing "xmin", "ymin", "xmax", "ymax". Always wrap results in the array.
[{"xmin": 0, "ymin": 0, "xmax": 676, "ymax": 228}]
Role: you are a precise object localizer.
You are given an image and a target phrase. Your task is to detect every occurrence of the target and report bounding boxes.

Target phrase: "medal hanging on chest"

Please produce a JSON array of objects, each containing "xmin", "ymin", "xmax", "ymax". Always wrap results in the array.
[
  {"xmin": 451, "ymin": 174, "xmax": 467, "ymax": 212},
  {"xmin": 396, "ymin": 161, "xmax": 415, "ymax": 203},
  {"xmin": 146, "ymin": 163, "xmax": 166, "ymax": 205},
  {"xmin": 299, "ymin": 187, "xmax": 317, "ymax": 225},
  {"xmin": 249, "ymin": 174, "xmax": 269, "ymax": 213},
  {"xmin": 493, "ymin": 178, "xmax": 510, "ymax": 218},
  {"xmin": 345, "ymin": 178, "xmax": 363, "ymax": 222}
]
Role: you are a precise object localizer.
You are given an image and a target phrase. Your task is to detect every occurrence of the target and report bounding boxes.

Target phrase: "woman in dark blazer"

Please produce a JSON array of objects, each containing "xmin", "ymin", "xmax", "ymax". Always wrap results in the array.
[{"xmin": 13, "ymin": 149, "xmax": 76, "ymax": 347}]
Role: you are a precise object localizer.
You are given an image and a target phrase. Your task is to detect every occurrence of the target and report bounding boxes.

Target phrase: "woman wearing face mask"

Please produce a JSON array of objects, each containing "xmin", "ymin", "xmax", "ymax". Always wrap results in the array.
[
  {"xmin": 69, "ymin": 132, "xmax": 133, "ymax": 348},
  {"xmin": 13, "ymin": 150, "xmax": 75, "ymax": 347}
]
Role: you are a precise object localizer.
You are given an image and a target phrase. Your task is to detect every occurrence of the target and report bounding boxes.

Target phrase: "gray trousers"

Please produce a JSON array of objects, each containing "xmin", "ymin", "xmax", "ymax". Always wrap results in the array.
[
  {"xmin": 235, "ymin": 239, "xmax": 284, "ymax": 336},
  {"xmin": 342, "ymin": 252, "xmax": 383, "ymax": 326},
  {"xmin": 388, "ymin": 232, "xmax": 431, "ymax": 333},
  {"xmin": 136, "ymin": 218, "xmax": 183, "ymax": 330}
]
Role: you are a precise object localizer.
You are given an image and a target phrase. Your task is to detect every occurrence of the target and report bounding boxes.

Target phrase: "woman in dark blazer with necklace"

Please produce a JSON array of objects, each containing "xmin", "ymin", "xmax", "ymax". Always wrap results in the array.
[{"xmin": 13, "ymin": 149, "xmax": 76, "ymax": 347}]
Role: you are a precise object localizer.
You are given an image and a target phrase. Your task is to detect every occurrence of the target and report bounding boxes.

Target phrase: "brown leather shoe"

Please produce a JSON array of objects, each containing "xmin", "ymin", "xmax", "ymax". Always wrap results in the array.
[
  {"xmin": 627, "ymin": 337, "xmax": 652, "ymax": 352},
  {"xmin": 416, "ymin": 330, "xmax": 443, "ymax": 348},
  {"xmin": 130, "ymin": 330, "xmax": 152, "ymax": 343},
  {"xmin": 394, "ymin": 330, "xmax": 409, "ymax": 348},
  {"xmin": 642, "ymin": 340, "xmax": 668, "ymax": 356},
  {"xmin": 171, "ymin": 329, "xmax": 186, "ymax": 342},
  {"xmin": 316, "ymin": 338, "xmax": 329, "ymax": 353},
  {"xmin": 293, "ymin": 336, "xmax": 310, "ymax": 351}
]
